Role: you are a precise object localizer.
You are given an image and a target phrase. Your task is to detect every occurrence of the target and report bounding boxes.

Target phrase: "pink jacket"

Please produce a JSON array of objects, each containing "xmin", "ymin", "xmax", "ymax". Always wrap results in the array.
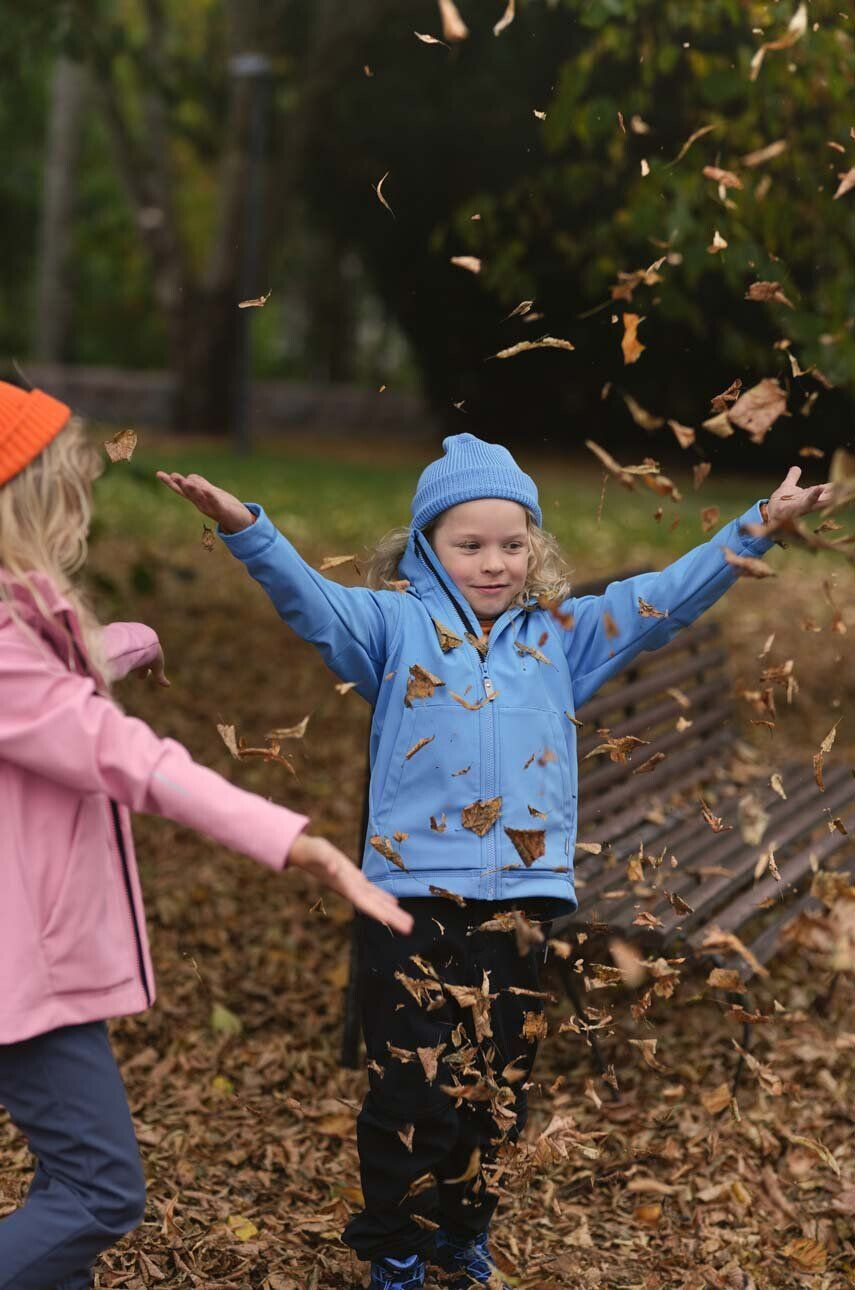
[{"xmin": 0, "ymin": 575, "xmax": 308, "ymax": 1045}]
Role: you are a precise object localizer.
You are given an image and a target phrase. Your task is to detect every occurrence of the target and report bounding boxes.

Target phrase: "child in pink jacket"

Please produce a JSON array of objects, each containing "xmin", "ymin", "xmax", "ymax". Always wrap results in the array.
[{"xmin": 0, "ymin": 381, "xmax": 412, "ymax": 1290}]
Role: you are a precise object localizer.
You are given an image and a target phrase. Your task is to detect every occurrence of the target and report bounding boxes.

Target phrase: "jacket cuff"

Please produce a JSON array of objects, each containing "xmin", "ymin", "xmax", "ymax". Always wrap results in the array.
[
  {"xmin": 735, "ymin": 499, "xmax": 777, "ymax": 555},
  {"xmin": 218, "ymin": 504, "xmax": 275, "ymax": 559}
]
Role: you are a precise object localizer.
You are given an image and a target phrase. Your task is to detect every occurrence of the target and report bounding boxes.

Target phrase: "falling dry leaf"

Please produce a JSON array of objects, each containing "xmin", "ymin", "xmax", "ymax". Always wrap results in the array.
[
  {"xmin": 493, "ymin": 336, "xmax": 575, "ymax": 360},
  {"xmin": 374, "ymin": 172, "xmax": 394, "ymax": 217},
  {"xmin": 621, "ymin": 313, "xmax": 646, "ymax": 365},
  {"xmin": 668, "ymin": 419, "xmax": 695, "ymax": 448},
  {"xmin": 405, "ymin": 735, "xmax": 435, "ymax": 761},
  {"xmin": 104, "ymin": 429, "xmax": 137, "ymax": 462},
  {"xmin": 405, "ymin": 663, "xmax": 444, "ymax": 706},
  {"xmin": 708, "ymin": 229, "xmax": 728, "ymax": 254},
  {"xmin": 370, "ymin": 835, "xmax": 406, "ymax": 871},
  {"xmin": 414, "ymin": 31, "xmax": 449, "ymax": 47},
  {"xmin": 450, "ymin": 255, "xmax": 482, "ymax": 274},
  {"xmin": 462, "ymin": 797, "xmax": 503, "ymax": 837},
  {"xmin": 493, "ymin": 0, "xmax": 515, "ymax": 36},
  {"xmin": 266, "ymin": 716, "xmax": 310, "ymax": 741},
  {"xmin": 668, "ymin": 122, "xmax": 718, "ymax": 166},
  {"xmin": 728, "ymin": 378, "xmax": 788, "ymax": 443},
  {"xmin": 201, "ymin": 524, "xmax": 215, "ymax": 552},
  {"xmin": 745, "ymin": 281, "xmax": 794, "ymax": 308},
  {"xmin": 318, "ymin": 553, "xmax": 356, "ymax": 572},
  {"xmin": 723, "ymin": 548, "xmax": 776, "ymax": 578},
  {"xmin": 533, "ymin": 109, "xmax": 547, "ymax": 121},
  {"xmin": 433, "ymin": 618, "xmax": 463, "ymax": 651},
  {"xmin": 833, "ymin": 167, "xmax": 855, "ymax": 200},
  {"xmin": 437, "ymin": 0, "xmax": 469, "ymax": 42},
  {"xmin": 504, "ymin": 828, "xmax": 546, "ymax": 867},
  {"xmin": 238, "ymin": 290, "xmax": 271, "ymax": 310},
  {"xmin": 335, "ymin": 681, "xmax": 358, "ymax": 696},
  {"xmin": 623, "ymin": 393, "xmax": 664, "ymax": 431}
]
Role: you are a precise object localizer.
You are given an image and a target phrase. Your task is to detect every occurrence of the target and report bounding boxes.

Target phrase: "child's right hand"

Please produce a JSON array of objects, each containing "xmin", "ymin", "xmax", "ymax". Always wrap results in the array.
[
  {"xmin": 156, "ymin": 471, "xmax": 256, "ymax": 535},
  {"xmin": 287, "ymin": 833, "xmax": 414, "ymax": 934}
]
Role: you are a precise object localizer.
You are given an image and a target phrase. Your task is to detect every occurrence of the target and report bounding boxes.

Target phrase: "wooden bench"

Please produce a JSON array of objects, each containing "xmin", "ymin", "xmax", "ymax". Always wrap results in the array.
[
  {"xmin": 341, "ymin": 569, "xmax": 854, "ymax": 1086},
  {"xmin": 550, "ymin": 576, "xmax": 853, "ymax": 1096}
]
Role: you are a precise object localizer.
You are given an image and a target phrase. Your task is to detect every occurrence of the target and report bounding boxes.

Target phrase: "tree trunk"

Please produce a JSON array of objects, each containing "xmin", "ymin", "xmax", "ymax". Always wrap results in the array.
[
  {"xmin": 35, "ymin": 56, "xmax": 87, "ymax": 361},
  {"xmin": 168, "ymin": 282, "xmax": 242, "ymax": 434}
]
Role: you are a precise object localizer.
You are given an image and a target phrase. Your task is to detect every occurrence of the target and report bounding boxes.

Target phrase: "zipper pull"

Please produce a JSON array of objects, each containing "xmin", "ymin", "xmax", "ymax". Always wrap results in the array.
[{"xmin": 483, "ymin": 673, "xmax": 494, "ymax": 696}]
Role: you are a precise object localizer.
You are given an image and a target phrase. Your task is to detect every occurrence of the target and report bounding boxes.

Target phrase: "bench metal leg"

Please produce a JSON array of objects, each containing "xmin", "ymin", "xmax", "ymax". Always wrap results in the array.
[
  {"xmin": 729, "ymin": 990, "xmax": 753, "ymax": 1098},
  {"xmin": 340, "ymin": 920, "xmax": 362, "ymax": 1069},
  {"xmin": 558, "ymin": 958, "xmax": 620, "ymax": 1102}
]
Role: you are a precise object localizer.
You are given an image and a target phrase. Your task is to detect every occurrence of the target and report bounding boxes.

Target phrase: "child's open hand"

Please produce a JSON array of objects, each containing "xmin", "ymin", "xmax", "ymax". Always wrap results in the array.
[
  {"xmin": 287, "ymin": 833, "xmax": 414, "ymax": 935},
  {"xmin": 156, "ymin": 470, "xmax": 255, "ymax": 535},
  {"xmin": 767, "ymin": 466, "xmax": 836, "ymax": 525},
  {"xmin": 133, "ymin": 644, "xmax": 171, "ymax": 688}
]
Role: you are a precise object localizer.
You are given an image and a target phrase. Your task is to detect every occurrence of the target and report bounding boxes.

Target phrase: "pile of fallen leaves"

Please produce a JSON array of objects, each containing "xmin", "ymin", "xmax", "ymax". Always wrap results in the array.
[{"xmin": 1, "ymin": 513, "xmax": 850, "ymax": 1290}]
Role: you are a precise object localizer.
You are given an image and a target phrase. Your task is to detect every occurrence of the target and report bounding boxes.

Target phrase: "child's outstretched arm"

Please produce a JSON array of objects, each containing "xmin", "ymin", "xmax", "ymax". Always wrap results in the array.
[
  {"xmin": 157, "ymin": 471, "xmax": 398, "ymax": 705},
  {"xmin": 0, "ymin": 615, "xmax": 412, "ymax": 934},
  {"xmin": 561, "ymin": 466, "xmax": 836, "ymax": 710}
]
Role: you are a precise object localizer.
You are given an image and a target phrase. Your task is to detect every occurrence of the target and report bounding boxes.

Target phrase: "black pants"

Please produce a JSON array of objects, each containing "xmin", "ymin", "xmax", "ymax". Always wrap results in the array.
[{"xmin": 342, "ymin": 896, "xmax": 562, "ymax": 1261}]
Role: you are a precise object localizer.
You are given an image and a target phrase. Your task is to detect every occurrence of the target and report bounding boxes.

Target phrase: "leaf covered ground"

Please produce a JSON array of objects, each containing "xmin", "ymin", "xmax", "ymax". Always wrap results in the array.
[{"xmin": 1, "ymin": 439, "xmax": 852, "ymax": 1288}]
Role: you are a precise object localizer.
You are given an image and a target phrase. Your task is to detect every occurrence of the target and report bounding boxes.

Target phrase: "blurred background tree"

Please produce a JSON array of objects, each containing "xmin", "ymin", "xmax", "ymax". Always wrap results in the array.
[{"xmin": 0, "ymin": 0, "xmax": 852, "ymax": 457}]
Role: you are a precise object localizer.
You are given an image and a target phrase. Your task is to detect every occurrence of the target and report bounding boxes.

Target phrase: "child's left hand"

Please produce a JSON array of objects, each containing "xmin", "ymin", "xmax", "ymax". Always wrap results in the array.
[
  {"xmin": 766, "ymin": 466, "xmax": 836, "ymax": 525},
  {"xmin": 134, "ymin": 645, "xmax": 171, "ymax": 688}
]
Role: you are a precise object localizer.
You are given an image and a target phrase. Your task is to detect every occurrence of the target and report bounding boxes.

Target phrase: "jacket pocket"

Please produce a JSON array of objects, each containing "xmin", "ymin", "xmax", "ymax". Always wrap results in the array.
[
  {"xmin": 41, "ymin": 795, "xmax": 137, "ymax": 995},
  {"xmin": 497, "ymin": 707, "xmax": 573, "ymax": 867},
  {"xmin": 373, "ymin": 703, "xmax": 482, "ymax": 851}
]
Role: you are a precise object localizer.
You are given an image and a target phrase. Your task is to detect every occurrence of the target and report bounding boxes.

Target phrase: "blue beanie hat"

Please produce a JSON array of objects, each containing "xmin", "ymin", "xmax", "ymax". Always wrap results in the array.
[{"xmin": 411, "ymin": 433, "xmax": 542, "ymax": 531}]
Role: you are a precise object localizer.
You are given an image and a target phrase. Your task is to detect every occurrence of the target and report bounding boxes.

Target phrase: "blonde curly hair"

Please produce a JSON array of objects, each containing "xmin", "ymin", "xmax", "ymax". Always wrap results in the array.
[
  {"xmin": 0, "ymin": 417, "xmax": 109, "ymax": 686},
  {"xmin": 364, "ymin": 507, "xmax": 574, "ymax": 609}
]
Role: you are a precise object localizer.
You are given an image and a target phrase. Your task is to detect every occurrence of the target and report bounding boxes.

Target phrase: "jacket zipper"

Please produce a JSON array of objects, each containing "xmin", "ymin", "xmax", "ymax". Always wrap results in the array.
[
  {"xmin": 110, "ymin": 800, "xmax": 152, "ymax": 1005},
  {"xmin": 67, "ymin": 626, "xmax": 152, "ymax": 1005},
  {"xmin": 413, "ymin": 532, "xmax": 501, "ymax": 898}
]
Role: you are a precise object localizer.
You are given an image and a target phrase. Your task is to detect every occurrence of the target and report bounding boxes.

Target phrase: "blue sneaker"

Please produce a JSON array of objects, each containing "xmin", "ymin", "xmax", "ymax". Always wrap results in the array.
[
  {"xmin": 434, "ymin": 1229, "xmax": 509, "ymax": 1287},
  {"xmin": 370, "ymin": 1253, "xmax": 426, "ymax": 1289}
]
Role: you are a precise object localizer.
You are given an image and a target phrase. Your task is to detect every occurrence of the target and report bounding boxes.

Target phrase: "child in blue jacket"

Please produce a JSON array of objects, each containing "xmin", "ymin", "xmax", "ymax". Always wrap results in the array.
[{"xmin": 160, "ymin": 437, "xmax": 831, "ymax": 1289}]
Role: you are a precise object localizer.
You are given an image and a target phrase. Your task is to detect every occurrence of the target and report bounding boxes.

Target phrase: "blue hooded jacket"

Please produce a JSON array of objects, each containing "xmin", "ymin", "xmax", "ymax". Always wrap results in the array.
[{"xmin": 221, "ymin": 501, "xmax": 774, "ymax": 907}]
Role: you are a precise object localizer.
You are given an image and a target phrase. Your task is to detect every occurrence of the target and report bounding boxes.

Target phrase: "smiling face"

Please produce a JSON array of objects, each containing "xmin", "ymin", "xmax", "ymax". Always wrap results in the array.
[{"xmin": 428, "ymin": 498, "xmax": 531, "ymax": 622}]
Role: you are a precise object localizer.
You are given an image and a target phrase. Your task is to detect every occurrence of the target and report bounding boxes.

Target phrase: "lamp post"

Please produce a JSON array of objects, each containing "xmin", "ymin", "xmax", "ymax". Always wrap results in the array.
[{"xmin": 229, "ymin": 52, "xmax": 272, "ymax": 456}]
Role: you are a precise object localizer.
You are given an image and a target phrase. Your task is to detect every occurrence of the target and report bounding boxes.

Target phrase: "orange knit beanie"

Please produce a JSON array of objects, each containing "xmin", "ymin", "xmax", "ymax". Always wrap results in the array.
[{"xmin": 0, "ymin": 381, "xmax": 72, "ymax": 487}]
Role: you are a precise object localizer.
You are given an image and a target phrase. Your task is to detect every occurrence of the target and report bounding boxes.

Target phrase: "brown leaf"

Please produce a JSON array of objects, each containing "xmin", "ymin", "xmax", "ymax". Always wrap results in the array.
[
  {"xmin": 723, "ymin": 547, "xmax": 776, "ymax": 579},
  {"xmin": 266, "ymin": 715, "xmax": 310, "ymax": 741},
  {"xmin": 335, "ymin": 680, "xmax": 358, "ymax": 695},
  {"xmin": 702, "ymin": 165, "xmax": 743, "ymax": 189},
  {"xmin": 397, "ymin": 1124, "xmax": 415, "ymax": 1152},
  {"xmin": 638, "ymin": 597, "xmax": 668, "ymax": 619},
  {"xmin": 504, "ymin": 828, "xmax": 546, "ymax": 867},
  {"xmin": 201, "ymin": 524, "xmax": 215, "ymax": 552},
  {"xmin": 493, "ymin": 0, "xmax": 515, "ymax": 36},
  {"xmin": 514, "ymin": 640, "xmax": 552, "ymax": 665},
  {"xmin": 405, "ymin": 735, "xmax": 435, "ymax": 761},
  {"xmin": 437, "ymin": 0, "xmax": 469, "ymax": 42},
  {"xmin": 781, "ymin": 1238, "xmax": 827, "ymax": 1272},
  {"xmin": 462, "ymin": 797, "xmax": 503, "ymax": 837},
  {"xmin": 430, "ymin": 814, "xmax": 447, "ymax": 833},
  {"xmin": 493, "ymin": 336, "xmax": 576, "ymax": 360},
  {"xmin": 702, "ymin": 926, "xmax": 769, "ymax": 977},
  {"xmin": 405, "ymin": 663, "xmax": 444, "ymax": 706},
  {"xmin": 414, "ymin": 31, "xmax": 449, "ymax": 47},
  {"xmin": 745, "ymin": 281, "xmax": 794, "ymax": 308},
  {"xmin": 707, "ymin": 967, "xmax": 742, "ymax": 990},
  {"xmin": 621, "ymin": 312, "xmax": 646, "ymax": 365},
  {"xmin": 318, "ymin": 553, "xmax": 357, "ymax": 572},
  {"xmin": 369, "ymin": 835, "xmax": 406, "ymax": 871},
  {"xmin": 522, "ymin": 1010, "xmax": 548, "ymax": 1041},
  {"xmin": 417, "ymin": 1042, "xmax": 445, "ymax": 1083},
  {"xmin": 237, "ymin": 290, "xmax": 271, "ymax": 309},
  {"xmin": 700, "ymin": 1082, "xmax": 732, "ymax": 1114},
  {"xmin": 104, "ymin": 429, "xmax": 138, "ymax": 462},
  {"xmin": 374, "ymin": 172, "xmax": 394, "ymax": 217},
  {"xmin": 450, "ymin": 690, "xmax": 497, "ymax": 711},
  {"xmin": 728, "ymin": 378, "xmax": 788, "ymax": 444},
  {"xmin": 428, "ymin": 885, "xmax": 466, "ymax": 906},
  {"xmin": 433, "ymin": 618, "xmax": 463, "ymax": 651},
  {"xmin": 622, "ymin": 393, "xmax": 664, "ymax": 431},
  {"xmin": 450, "ymin": 255, "xmax": 482, "ymax": 274},
  {"xmin": 833, "ymin": 167, "xmax": 855, "ymax": 200},
  {"xmin": 668, "ymin": 419, "xmax": 695, "ymax": 448}
]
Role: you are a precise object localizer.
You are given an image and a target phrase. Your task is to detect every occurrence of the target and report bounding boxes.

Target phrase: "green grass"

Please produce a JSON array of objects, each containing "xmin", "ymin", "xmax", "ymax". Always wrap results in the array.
[{"xmin": 91, "ymin": 435, "xmax": 784, "ymax": 576}]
